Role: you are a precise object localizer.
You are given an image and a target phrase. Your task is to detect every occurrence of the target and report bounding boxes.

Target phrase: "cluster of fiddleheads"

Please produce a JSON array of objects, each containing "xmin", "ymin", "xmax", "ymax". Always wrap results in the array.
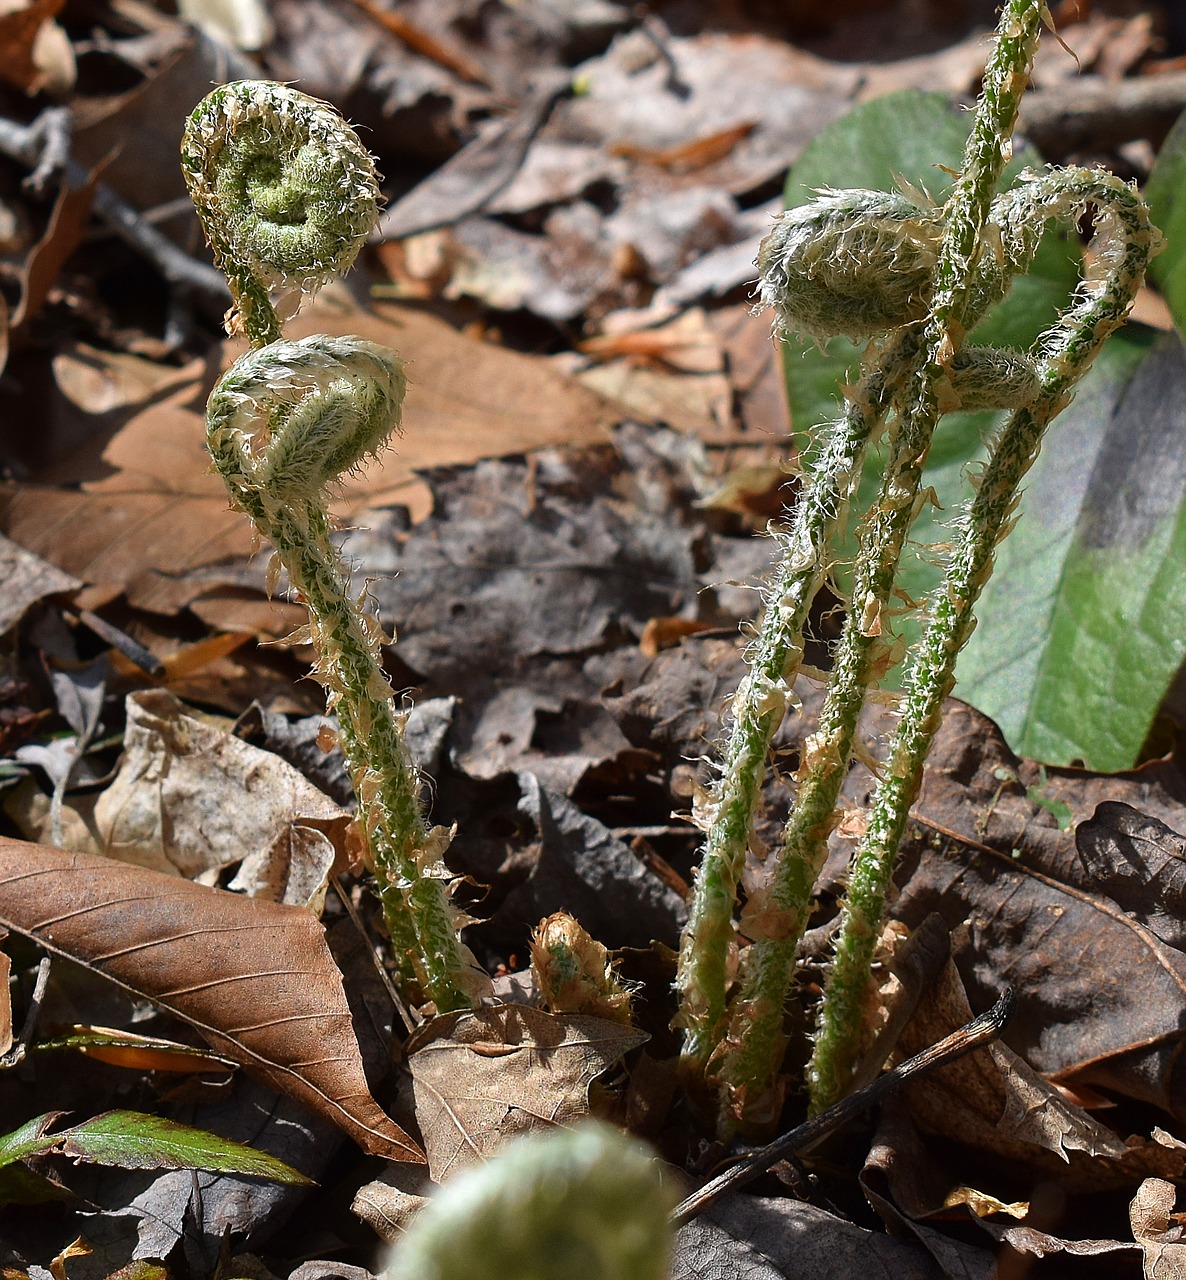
[
  {"xmin": 676, "ymin": 0, "xmax": 1161, "ymax": 1128},
  {"xmin": 183, "ymin": 82, "xmax": 483, "ymax": 1013}
]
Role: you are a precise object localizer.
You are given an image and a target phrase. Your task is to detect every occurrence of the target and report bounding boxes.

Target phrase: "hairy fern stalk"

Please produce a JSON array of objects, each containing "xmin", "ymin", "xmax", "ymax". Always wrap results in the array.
[
  {"xmin": 182, "ymin": 81, "xmax": 484, "ymax": 1013},
  {"xmin": 675, "ymin": 0, "xmax": 1161, "ymax": 1129}
]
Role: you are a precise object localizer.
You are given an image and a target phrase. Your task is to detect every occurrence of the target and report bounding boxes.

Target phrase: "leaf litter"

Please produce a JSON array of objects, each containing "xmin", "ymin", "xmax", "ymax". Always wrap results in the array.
[{"xmin": 3, "ymin": 0, "xmax": 1186, "ymax": 1275}]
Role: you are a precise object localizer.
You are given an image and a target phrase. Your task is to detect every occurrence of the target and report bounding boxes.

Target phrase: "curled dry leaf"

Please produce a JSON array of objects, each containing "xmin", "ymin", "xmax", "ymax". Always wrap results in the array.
[
  {"xmin": 0, "ymin": 292, "xmax": 614, "ymax": 615},
  {"xmin": 9, "ymin": 689, "xmax": 348, "ymax": 910},
  {"xmin": 0, "ymin": 532, "xmax": 80, "ymax": 638},
  {"xmin": 100, "ymin": 689, "xmax": 346, "ymax": 903},
  {"xmin": 892, "ymin": 956, "xmax": 1184, "ymax": 1192},
  {"xmin": 672, "ymin": 1195, "xmax": 960, "ymax": 1280},
  {"xmin": 1131, "ymin": 1179, "xmax": 1186, "ymax": 1279},
  {"xmin": 0, "ymin": 836, "xmax": 423, "ymax": 1163},
  {"xmin": 0, "ymin": 0, "xmax": 73, "ymax": 95},
  {"xmin": 1077, "ymin": 801, "xmax": 1186, "ymax": 948}
]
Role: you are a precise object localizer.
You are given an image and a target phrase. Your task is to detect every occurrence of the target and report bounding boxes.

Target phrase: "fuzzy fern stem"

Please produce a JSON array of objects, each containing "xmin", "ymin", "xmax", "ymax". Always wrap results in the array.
[
  {"xmin": 184, "ymin": 84, "xmax": 482, "ymax": 1013},
  {"xmin": 703, "ymin": 0, "xmax": 1052, "ymax": 1127},
  {"xmin": 808, "ymin": 168, "xmax": 1160, "ymax": 1112},
  {"xmin": 675, "ymin": 332, "xmax": 912, "ymax": 1080}
]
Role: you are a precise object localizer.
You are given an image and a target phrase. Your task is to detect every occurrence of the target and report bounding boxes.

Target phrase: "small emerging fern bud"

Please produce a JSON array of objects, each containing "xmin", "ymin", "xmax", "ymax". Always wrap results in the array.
[
  {"xmin": 181, "ymin": 81, "xmax": 380, "ymax": 345},
  {"xmin": 757, "ymin": 190, "xmax": 943, "ymax": 342},
  {"xmin": 206, "ymin": 334, "xmax": 406, "ymax": 511},
  {"xmin": 530, "ymin": 913, "xmax": 634, "ymax": 1025},
  {"xmin": 388, "ymin": 1122, "xmax": 674, "ymax": 1280}
]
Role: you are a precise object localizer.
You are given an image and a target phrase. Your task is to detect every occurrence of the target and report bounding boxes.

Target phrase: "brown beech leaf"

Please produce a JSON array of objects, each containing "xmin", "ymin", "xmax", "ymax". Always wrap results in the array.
[
  {"xmin": 1077, "ymin": 801, "xmax": 1186, "ymax": 948},
  {"xmin": 406, "ymin": 1004, "xmax": 646, "ymax": 1182},
  {"xmin": 1131, "ymin": 1179, "xmax": 1186, "ymax": 1278},
  {"xmin": 0, "ymin": 0, "xmax": 65, "ymax": 94},
  {"xmin": 893, "ymin": 700, "xmax": 1186, "ymax": 1118},
  {"xmin": 891, "ymin": 956, "xmax": 1184, "ymax": 1192},
  {"xmin": 0, "ymin": 836, "xmax": 423, "ymax": 1163},
  {"xmin": 0, "ymin": 531, "xmax": 79, "ymax": 637},
  {"xmin": 672, "ymin": 1196, "xmax": 964, "ymax": 1280},
  {"xmin": 10, "ymin": 155, "xmax": 100, "ymax": 331},
  {"xmin": 0, "ymin": 292, "xmax": 614, "ymax": 613}
]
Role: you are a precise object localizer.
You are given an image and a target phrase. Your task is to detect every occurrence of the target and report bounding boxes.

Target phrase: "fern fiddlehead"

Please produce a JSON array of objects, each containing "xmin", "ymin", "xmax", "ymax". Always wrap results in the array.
[
  {"xmin": 183, "ymin": 83, "xmax": 482, "ymax": 1013},
  {"xmin": 181, "ymin": 80, "xmax": 379, "ymax": 346},
  {"xmin": 807, "ymin": 167, "xmax": 1159, "ymax": 1112},
  {"xmin": 677, "ymin": 0, "xmax": 1160, "ymax": 1130},
  {"xmin": 388, "ymin": 1122, "xmax": 674, "ymax": 1280}
]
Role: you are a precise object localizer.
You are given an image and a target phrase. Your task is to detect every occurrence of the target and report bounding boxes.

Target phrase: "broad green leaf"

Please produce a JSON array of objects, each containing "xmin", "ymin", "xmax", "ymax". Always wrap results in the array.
[
  {"xmin": 0, "ymin": 1112, "xmax": 73, "ymax": 1206},
  {"xmin": 957, "ymin": 326, "xmax": 1186, "ymax": 770},
  {"xmin": 778, "ymin": 90, "xmax": 1081, "ymax": 673},
  {"xmin": 1145, "ymin": 107, "xmax": 1186, "ymax": 331},
  {"xmin": 54, "ymin": 1110, "xmax": 312, "ymax": 1183}
]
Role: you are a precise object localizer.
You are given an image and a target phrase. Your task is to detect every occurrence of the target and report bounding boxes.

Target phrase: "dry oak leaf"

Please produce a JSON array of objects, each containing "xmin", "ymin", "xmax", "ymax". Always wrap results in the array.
[
  {"xmin": 0, "ymin": 836, "xmax": 423, "ymax": 1163},
  {"xmin": 1131, "ymin": 1179, "xmax": 1186, "ymax": 1279},
  {"xmin": 893, "ymin": 699, "xmax": 1186, "ymax": 1117},
  {"xmin": 0, "ymin": 0, "xmax": 70, "ymax": 95}
]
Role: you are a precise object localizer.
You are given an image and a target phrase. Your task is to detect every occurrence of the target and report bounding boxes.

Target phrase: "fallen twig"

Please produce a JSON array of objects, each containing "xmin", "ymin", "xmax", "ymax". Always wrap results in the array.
[
  {"xmin": 344, "ymin": 0, "xmax": 490, "ymax": 86},
  {"xmin": 1019, "ymin": 71, "xmax": 1186, "ymax": 155},
  {"xmin": 670, "ymin": 986, "xmax": 1016, "ymax": 1228},
  {"xmin": 0, "ymin": 110, "xmax": 229, "ymax": 314}
]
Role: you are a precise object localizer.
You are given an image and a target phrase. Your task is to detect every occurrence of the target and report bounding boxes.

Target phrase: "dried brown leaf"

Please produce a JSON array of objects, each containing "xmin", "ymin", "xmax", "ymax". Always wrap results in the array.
[
  {"xmin": 612, "ymin": 121, "xmax": 758, "ymax": 172},
  {"xmin": 1077, "ymin": 801, "xmax": 1186, "ymax": 947},
  {"xmin": 97, "ymin": 689, "xmax": 346, "ymax": 900},
  {"xmin": 407, "ymin": 1004, "xmax": 645, "ymax": 1182},
  {"xmin": 0, "ymin": 293, "xmax": 613, "ymax": 612},
  {"xmin": 0, "ymin": 836, "xmax": 423, "ymax": 1162},
  {"xmin": 672, "ymin": 1195, "xmax": 965, "ymax": 1280},
  {"xmin": 11, "ymin": 157, "xmax": 100, "ymax": 331},
  {"xmin": 376, "ymin": 74, "xmax": 566, "ymax": 239},
  {"xmin": 1131, "ymin": 1179, "xmax": 1186, "ymax": 1279},
  {"xmin": 894, "ymin": 700, "xmax": 1186, "ymax": 1118},
  {"xmin": 344, "ymin": 0, "xmax": 488, "ymax": 85},
  {"xmin": 892, "ymin": 957, "xmax": 1184, "ymax": 1192},
  {"xmin": 560, "ymin": 32, "xmax": 860, "ymax": 197},
  {"xmin": 0, "ymin": 532, "xmax": 79, "ymax": 637},
  {"xmin": 0, "ymin": 0, "xmax": 65, "ymax": 93},
  {"xmin": 350, "ymin": 1164, "xmax": 432, "ymax": 1245}
]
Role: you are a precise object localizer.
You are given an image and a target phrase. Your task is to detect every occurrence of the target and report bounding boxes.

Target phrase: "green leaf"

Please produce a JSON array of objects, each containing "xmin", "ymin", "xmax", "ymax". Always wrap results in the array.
[
  {"xmin": 0, "ymin": 1112, "xmax": 73, "ymax": 1206},
  {"xmin": 1145, "ymin": 107, "xmax": 1186, "ymax": 332},
  {"xmin": 0, "ymin": 1161, "xmax": 73, "ymax": 1206},
  {"xmin": 957, "ymin": 326, "xmax": 1186, "ymax": 770},
  {"xmin": 0, "ymin": 1112, "xmax": 62, "ymax": 1168},
  {"xmin": 778, "ymin": 90, "xmax": 1081, "ymax": 673},
  {"xmin": 55, "ymin": 1110, "xmax": 313, "ymax": 1183}
]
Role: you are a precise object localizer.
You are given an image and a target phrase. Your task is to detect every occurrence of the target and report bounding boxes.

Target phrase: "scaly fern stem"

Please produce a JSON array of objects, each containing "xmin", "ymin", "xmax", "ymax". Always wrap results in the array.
[
  {"xmin": 186, "ymin": 83, "xmax": 481, "ymax": 1011},
  {"xmin": 278, "ymin": 503, "xmax": 471, "ymax": 1008}
]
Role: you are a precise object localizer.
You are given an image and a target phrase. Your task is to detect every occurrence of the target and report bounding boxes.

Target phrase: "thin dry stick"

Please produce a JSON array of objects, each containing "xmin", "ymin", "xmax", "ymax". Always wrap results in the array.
[{"xmin": 671, "ymin": 987, "xmax": 1015, "ymax": 1227}]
